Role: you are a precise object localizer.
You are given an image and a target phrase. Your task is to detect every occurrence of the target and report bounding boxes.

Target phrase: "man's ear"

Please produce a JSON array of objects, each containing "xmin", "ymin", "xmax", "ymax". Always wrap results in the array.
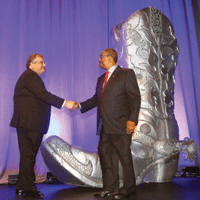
[{"xmin": 108, "ymin": 56, "xmax": 113, "ymax": 62}]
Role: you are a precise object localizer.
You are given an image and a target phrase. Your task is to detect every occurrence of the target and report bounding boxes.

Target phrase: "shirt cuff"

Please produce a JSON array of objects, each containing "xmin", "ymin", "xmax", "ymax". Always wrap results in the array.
[{"xmin": 62, "ymin": 100, "xmax": 66, "ymax": 107}]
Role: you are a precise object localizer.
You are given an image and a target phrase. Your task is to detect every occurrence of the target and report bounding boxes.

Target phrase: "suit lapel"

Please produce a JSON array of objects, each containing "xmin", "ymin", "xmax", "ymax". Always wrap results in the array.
[{"xmin": 103, "ymin": 66, "xmax": 121, "ymax": 93}]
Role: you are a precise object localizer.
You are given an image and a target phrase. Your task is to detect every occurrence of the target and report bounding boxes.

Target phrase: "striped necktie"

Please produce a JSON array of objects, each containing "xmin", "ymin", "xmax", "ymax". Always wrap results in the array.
[{"xmin": 102, "ymin": 71, "xmax": 109, "ymax": 92}]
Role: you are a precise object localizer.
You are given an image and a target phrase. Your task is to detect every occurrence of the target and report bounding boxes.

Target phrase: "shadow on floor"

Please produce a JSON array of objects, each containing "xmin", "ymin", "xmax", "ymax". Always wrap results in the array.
[{"xmin": 0, "ymin": 177, "xmax": 200, "ymax": 200}]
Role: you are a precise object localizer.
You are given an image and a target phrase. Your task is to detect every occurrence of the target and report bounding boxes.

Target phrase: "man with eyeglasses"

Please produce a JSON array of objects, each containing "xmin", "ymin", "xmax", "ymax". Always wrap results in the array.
[
  {"xmin": 75, "ymin": 48, "xmax": 141, "ymax": 199},
  {"xmin": 10, "ymin": 54, "xmax": 76, "ymax": 199}
]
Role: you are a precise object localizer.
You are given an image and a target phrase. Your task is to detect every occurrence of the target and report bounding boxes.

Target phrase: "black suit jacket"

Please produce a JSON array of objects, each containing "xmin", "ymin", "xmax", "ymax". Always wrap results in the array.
[
  {"xmin": 10, "ymin": 69, "xmax": 65, "ymax": 134},
  {"xmin": 80, "ymin": 66, "xmax": 141, "ymax": 135}
]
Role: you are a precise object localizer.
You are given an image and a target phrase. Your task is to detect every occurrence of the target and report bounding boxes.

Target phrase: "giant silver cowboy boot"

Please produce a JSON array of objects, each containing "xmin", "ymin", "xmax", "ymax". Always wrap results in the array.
[
  {"xmin": 112, "ymin": 6, "xmax": 181, "ymax": 184},
  {"xmin": 40, "ymin": 7, "xmax": 197, "ymax": 187},
  {"xmin": 112, "ymin": 6, "xmax": 197, "ymax": 184}
]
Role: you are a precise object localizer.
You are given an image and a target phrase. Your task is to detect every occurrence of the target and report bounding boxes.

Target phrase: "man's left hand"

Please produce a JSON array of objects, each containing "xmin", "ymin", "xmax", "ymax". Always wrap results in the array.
[
  {"xmin": 65, "ymin": 101, "xmax": 78, "ymax": 111},
  {"xmin": 126, "ymin": 121, "xmax": 136, "ymax": 134}
]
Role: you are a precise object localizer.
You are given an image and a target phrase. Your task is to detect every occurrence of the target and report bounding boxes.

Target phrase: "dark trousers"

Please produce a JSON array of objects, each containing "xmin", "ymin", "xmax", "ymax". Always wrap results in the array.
[
  {"xmin": 98, "ymin": 131, "xmax": 136, "ymax": 194},
  {"xmin": 16, "ymin": 127, "xmax": 44, "ymax": 191}
]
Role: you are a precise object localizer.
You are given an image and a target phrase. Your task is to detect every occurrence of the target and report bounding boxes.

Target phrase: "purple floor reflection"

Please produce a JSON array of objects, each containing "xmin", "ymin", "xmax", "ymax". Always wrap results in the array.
[{"xmin": 0, "ymin": 177, "xmax": 200, "ymax": 200}]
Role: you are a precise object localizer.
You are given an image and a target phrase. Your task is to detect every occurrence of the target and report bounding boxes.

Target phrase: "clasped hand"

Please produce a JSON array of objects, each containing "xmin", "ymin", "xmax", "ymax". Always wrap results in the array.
[{"xmin": 65, "ymin": 101, "xmax": 79, "ymax": 111}]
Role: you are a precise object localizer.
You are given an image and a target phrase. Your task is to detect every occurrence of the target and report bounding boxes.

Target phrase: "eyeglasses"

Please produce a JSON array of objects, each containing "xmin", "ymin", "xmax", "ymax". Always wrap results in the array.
[
  {"xmin": 32, "ymin": 61, "xmax": 46, "ymax": 65},
  {"xmin": 100, "ymin": 54, "xmax": 111, "ymax": 58}
]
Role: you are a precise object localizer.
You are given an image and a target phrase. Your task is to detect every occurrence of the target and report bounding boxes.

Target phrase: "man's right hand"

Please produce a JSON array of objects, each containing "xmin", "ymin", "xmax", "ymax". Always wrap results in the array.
[{"xmin": 65, "ymin": 101, "xmax": 79, "ymax": 111}]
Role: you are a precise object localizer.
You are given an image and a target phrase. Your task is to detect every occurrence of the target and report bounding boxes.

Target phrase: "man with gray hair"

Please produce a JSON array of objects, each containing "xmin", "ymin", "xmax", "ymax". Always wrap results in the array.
[{"xmin": 10, "ymin": 54, "xmax": 76, "ymax": 199}]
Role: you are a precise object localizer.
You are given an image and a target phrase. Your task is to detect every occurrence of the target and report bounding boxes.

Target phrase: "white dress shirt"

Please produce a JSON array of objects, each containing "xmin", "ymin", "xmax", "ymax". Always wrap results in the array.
[{"xmin": 79, "ymin": 64, "xmax": 118, "ymax": 109}]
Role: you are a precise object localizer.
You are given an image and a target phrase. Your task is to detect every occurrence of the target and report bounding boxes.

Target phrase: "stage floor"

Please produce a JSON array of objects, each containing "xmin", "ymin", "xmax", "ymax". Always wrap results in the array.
[{"xmin": 1, "ymin": 176, "xmax": 200, "ymax": 199}]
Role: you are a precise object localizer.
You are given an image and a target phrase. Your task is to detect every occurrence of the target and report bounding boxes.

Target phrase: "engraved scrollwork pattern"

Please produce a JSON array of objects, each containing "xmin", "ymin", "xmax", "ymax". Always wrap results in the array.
[{"xmin": 49, "ymin": 137, "xmax": 93, "ymax": 177}]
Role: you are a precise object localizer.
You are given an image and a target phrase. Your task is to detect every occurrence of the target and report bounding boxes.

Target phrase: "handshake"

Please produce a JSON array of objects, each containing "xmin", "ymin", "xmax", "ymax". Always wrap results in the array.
[{"xmin": 65, "ymin": 101, "xmax": 79, "ymax": 111}]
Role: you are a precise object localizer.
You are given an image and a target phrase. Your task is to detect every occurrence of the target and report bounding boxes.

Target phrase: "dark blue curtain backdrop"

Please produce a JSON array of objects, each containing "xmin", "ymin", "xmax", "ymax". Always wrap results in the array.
[{"xmin": 0, "ymin": 0, "xmax": 199, "ymax": 183}]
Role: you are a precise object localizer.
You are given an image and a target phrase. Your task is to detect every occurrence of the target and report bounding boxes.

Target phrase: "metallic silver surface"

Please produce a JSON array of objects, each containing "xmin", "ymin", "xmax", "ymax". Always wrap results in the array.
[
  {"xmin": 112, "ymin": 6, "xmax": 197, "ymax": 184},
  {"xmin": 41, "ymin": 7, "xmax": 198, "ymax": 187},
  {"xmin": 41, "ymin": 136, "xmax": 103, "ymax": 187}
]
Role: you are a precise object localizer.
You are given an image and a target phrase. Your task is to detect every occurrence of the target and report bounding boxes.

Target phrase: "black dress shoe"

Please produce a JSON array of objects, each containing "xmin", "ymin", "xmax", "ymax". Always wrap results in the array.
[
  {"xmin": 94, "ymin": 190, "xmax": 114, "ymax": 198},
  {"xmin": 16, "ymin": 189, "xmax": 25, "ymax": 196},
  {"xmin": 26, "ymin": 191, "xmax": 44, "ymax": 199},
  {"xmin": 16, "ymin": 189, "xmax": 40, "ymax": 195},
  {"xmin": 113, "ymin": 191, "xmax": 136, "ymax": 199},
  {"xmin": 16, "ymin": 189, "xmax": 44, "ymax": 199}
]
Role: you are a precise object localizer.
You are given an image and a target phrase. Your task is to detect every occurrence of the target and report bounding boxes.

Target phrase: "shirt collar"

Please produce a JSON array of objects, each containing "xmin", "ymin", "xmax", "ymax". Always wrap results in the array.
[{"xmin": 108, "ymin": 64, "xmax": 117, "ymax": 74}]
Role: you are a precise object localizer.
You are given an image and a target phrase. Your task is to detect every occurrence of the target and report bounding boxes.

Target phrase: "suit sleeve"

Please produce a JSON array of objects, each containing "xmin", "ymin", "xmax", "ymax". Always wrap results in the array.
[
  {"xmin": 79, "ymin": 77, "xmax": 102, "ymax": 113},
  {"xmin": 26, "ymin": 72, "xmax": 65, "ymax": 109},
  {"xmin": 125, "ymin": 69, "xmax": 141, "ymax": 125},
  {"xmin": 80, "ymin": 93, "xmax": 97, "ymax": 113}
]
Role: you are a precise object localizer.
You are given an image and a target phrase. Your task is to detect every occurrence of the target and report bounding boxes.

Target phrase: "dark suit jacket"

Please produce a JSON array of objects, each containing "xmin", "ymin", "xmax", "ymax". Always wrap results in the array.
[
  {"xmin": 80, "ymin": 66, "xmax": 141, "ymax": 135},
  {"xmin": 10, "ymin": 69, "xmax": 65, "ymax": 134}
]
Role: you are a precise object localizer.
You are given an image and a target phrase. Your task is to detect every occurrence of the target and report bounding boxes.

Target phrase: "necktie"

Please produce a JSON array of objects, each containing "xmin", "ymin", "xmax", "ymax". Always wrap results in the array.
[{"xmin": 102, "ymin": 71, "xmax": 109, "ymax": 92}]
